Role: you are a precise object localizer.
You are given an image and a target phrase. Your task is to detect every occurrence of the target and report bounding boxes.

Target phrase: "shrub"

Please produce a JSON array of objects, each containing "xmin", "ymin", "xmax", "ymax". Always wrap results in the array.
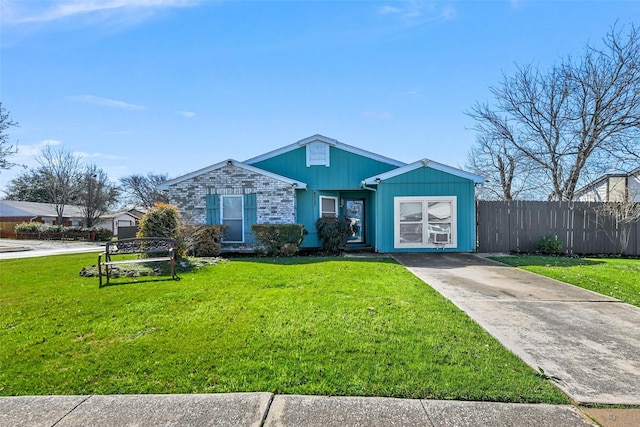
[
  {"xmin": 252, "ymin": 224, "xmax": 306, "ymax": 256},
  {"xmin": 14, "ymin": 222, "xmax": 44, "ymax": 232},
  {"xmin": 538, "ymin": 234, "xmax": 563, "ymax": 255},
  {"xmin": 315, "ymin": 216, "xmax": 357, "ymax": 255},
  {"xmin": 137, "ymin": 203, "xmax": 181, "ymax": 240},
  {"xmin": 182, "ymin": 225, "xmax": 226, "ymax": 257},
  {"xmin": 92, "ymin": 227, "xmax": 113, "ymax": 241}
]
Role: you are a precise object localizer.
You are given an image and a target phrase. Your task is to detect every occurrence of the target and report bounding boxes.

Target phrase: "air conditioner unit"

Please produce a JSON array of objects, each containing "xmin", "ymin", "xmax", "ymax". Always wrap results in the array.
[{"xmin": 434, "ymin": 233, "xmax": 449, "ymax": 243}]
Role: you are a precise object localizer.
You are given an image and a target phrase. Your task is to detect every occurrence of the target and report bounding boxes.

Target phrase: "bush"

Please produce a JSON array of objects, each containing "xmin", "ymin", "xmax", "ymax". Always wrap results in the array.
[
  {"xmin": 252, "ymin": 224, "xmax": 306, "ymax": 256},
  {"xmin": 14, "ymin": 222, "xmax": 45, "ymax": 232},
  {"xmin": 182, "ymin": 225, "xmax": 226, "ymax": 257},
  {"xmin": 137, "ymin": 203, "xmax": 181, "ymax": 240},
  {"xmin": 538, "ymin": 234, "xmax": 563, "ymax": 255},
  {"xmin": 315, "ymin": 216, "xmax": 357, "ymax": 255},
  {"xmin": 92, "ymin": 227, "xmax": 113, "ymax": 241}
]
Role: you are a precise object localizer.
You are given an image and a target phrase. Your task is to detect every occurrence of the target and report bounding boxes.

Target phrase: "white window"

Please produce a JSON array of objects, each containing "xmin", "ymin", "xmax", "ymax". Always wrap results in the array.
[
  {"xmin": 320, "ymin": 196, "xmax": 338, "ymax": 218},
  {"xmin": 221, "ymin": 195, "xmax": 243, "ymax": 242},
  {"xmin": 394, "ymin": 197, "xmax": 457, "ymax": 248}
]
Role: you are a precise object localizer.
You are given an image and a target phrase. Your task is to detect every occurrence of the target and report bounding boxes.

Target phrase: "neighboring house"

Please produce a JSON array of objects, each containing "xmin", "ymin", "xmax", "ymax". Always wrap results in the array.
[
  {"xmin": 159, "ymin": 134, "xmax": 484, "ymax": 253},
  {"xmin": 0, "ymin": 200, "xmax": 86, "ymax": 238},
  {"xmin": 575, "ymin": 167, "xmax": 640, "ymax": 202},
  {"xmin": 0, "ymin": 200, "xmax": 85, "ymax": 226},
  {"xmin": 94, "ymin": 210, "xmax": 141, "ymax": 237}
]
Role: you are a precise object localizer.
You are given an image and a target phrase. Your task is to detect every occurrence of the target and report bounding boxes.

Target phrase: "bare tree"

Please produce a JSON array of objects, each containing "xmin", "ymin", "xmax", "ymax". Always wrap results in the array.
[
  {"xmin": 466, "ymin": 110, "xmax": 546, "ymax": 200},
  {"xmin": 468, "ymin": 24, "xmax": 640, "ymax": 201},
  {"xmin": 78, "ymin": 164, "xmax": 120, "ymax": 228},
  {"xmin": 120, "ymin": 172, "xmax": 169, "ymax": 208},
  {"xmin": 594, "ymin": 199, "xmax": 640, "ymax": 255},
  {"xmin": 36, "ymin": 145, "xmax": 83, "ymax": 225},
  {"xmin": 0, "ymin": 103, "xmax": 20, "ymax": 172}
]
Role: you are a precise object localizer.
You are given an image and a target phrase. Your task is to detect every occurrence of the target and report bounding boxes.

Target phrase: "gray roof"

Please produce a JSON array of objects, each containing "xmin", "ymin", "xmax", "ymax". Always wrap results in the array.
[{"xmin": 0, "ymin": 200, "xmax": 85, "ymax": 218}]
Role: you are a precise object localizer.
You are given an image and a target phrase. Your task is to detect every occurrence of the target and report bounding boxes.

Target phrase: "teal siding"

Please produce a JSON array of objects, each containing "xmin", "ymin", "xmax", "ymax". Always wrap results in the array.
[
  {"xmin": 252, "ymin": 146, "xmax": 397, "ymax": 190},
  {"xmin": 253, "ymin": 146, "xmax": 396, "ymax": 248},
  {"xmin": 296, "ymin": 190, "xmax": 376, "ymax": 248},
  {"xmin": 375, "ymin": 168, "xmax": 477, "ymax": 253},
  {"xmin": 248, "ymin": 145, "xmax": 478, "ymax": 252}
]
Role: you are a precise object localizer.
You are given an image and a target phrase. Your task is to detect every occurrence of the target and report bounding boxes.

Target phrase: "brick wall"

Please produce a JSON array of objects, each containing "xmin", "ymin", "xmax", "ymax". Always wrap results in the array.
[{"xmin": 167, "ymin": 164, "xmax": 297, "ymax": 225}]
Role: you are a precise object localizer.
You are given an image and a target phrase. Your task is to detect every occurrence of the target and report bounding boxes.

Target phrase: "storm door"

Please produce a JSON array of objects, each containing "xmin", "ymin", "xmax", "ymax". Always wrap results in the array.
[{"xmin": 344, "ymin": 199, "xmax": 365, "ymax": 243}]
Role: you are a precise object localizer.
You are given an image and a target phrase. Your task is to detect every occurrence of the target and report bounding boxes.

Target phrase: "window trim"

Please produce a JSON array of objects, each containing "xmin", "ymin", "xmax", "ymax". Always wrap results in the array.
[
  {"xmin": 319, "ymin": 196, "xmax": 339, "ymax": 218},
  {"xmin": 221, "ymin": 195, "xmax": 244, "ymax": 243},
  {"xmin": 394, "ymin": 196, "xmax": 457, "ymax": 249}
]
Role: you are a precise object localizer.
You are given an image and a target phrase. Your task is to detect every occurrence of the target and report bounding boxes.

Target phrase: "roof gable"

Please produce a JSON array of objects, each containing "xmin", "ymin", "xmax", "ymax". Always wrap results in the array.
[
  {"xmin": 158, "ymin": 159, "xmax": 308, "ymax": 190},
  {"xmin": 362, "ymin": 159, "xmax": 484, "ymax": 185},
  {"xmin": 245, "ymin": 134, "xmax": 406, "ymax": 168}
]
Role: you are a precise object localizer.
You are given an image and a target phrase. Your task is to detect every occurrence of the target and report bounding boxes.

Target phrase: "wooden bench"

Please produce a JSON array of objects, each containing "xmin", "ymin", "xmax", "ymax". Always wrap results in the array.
[{"xmin": 98, "ymin": 237, "xmax": 177, "ymax": 287}]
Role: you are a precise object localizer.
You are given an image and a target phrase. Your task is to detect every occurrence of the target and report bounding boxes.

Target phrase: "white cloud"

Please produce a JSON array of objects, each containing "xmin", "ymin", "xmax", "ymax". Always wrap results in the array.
[
  {"xmin": 377, "ymin": 1, "xmax": 455, "ymax": 25},
  {"xmin": 74, "ymin": 151, "xmax": 120, "ymax": 160},
  {"xmin": 1, "ymin": 0, "xmax": 201, "ymax": 25},
  {"xmin": 378, "ymin": 5, "xmax": 403, "ymax": 16},
  {"xmin": 362, "ymin": 111, "xmax": 394, "ymax": 121},
  {"xmin": 71, "ymin": 95, "xmax": 146, "ymax": 110},
  {"xmin": 176, "ymin": 110, "xmax": 196, "ymax": 118},
  {"xmin": 17, "ymin": 139, "xmax": 62, "ymax": 157}
]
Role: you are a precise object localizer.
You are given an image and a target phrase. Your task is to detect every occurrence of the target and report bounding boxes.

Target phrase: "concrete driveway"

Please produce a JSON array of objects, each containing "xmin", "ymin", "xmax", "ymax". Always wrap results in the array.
[{"xmin": 393, "ymin": 253, "xmax": 640, "ymax": 406}]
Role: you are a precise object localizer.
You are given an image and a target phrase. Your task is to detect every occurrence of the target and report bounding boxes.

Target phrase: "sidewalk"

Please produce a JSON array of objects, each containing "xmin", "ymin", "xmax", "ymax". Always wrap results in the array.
[
  {"xmin": 0, "ymin": 238, "xmax": 104, "ymax": 259},
  {"xmin": 0, "ymin": 393, "xmax": 600, "ymax": 427}
]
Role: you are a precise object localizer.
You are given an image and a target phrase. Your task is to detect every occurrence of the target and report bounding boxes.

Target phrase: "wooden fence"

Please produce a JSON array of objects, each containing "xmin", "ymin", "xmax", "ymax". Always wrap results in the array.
[{"xmin": 476, "ymin": 201, "xmax": 640, "ymax": 256}]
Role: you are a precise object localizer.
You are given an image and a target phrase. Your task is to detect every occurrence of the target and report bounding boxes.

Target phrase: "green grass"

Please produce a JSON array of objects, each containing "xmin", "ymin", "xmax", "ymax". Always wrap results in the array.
[
  {"xmin": 1, "ymin": 254, "xmax": 567, "ymax": 403},
  {"xmin": 492, "ymin": 255, "xmax": 640, "ymax": 308}
]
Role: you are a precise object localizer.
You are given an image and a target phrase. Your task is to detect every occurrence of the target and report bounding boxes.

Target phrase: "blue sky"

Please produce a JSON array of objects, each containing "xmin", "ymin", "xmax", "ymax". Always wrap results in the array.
[{"xmin": 1, "ymin": 0, "xmax": 638, "ymax": 194}]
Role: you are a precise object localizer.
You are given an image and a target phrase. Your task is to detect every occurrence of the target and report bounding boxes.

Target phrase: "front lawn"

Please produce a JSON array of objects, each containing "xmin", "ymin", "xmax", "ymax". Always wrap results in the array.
[
  {"xmin": 0, "ymin": 254, "xmax": 567, "ymax": 403},
  {"xmin": 491, "ymin": 255, "xmax": 640, "ymax": 308}
]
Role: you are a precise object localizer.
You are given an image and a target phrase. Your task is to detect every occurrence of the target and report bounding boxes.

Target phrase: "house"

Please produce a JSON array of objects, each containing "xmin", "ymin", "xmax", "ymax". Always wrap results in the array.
[
  {"xmin": 0, "ymin": 200, "xmax": 86, "ymax": 238},
  {"xmin": 158, "ymin": 135, "xmax": 484, "ymax": 253},
  {"xmin": 575, "ymin": 167, "xmax": 640, "ymax": 202},
  {"xmin": 94, "ymin": 210, "xmax": 141, "ymax": 237}
]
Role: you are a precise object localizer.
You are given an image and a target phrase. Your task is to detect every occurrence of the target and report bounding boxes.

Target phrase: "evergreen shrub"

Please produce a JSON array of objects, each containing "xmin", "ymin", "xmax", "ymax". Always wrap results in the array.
[
  {"xmin": 537, "ymin": 234, "xmax": 563, "ymax": 254},
  {"xmin": 315, "ymin": 216, "xmax": 357, "ymax": 255},
  {"xmin": 252, "ymin": 224, "xmax": 306, "ymax": 256},
  {"xmin": 183, "ymin": 224, "xmax": 226, "ymax": 257}
]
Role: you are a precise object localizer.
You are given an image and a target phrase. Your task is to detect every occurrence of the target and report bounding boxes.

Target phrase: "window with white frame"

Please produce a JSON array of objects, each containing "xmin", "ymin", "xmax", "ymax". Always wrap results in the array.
[
  {"xmin": 320, "ymin": 196, "xmax": 338, "ymax": 218},
  {"xmin": 221, "ymin": 195, "xmax": 244, "ymax": 242},
  {"xmin": 394, "ymin": 196, "xmax": 457, "ymax": 248}
]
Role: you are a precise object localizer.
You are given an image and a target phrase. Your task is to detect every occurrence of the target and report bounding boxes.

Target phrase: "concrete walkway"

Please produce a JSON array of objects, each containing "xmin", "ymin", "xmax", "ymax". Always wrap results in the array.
[
  {"xmin": 0, "ymin": 393, "xmax": 598, "ymax": 427},
  {"xmin": 393, "ymin": 253, "xmax": 640, "ymax": 406}
]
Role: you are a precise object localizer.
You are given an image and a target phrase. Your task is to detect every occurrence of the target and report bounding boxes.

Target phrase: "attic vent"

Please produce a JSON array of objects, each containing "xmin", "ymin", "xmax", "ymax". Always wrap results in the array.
[{"xmin": 306, "ymin": 142, "xmax": 330, "ymax": 167}]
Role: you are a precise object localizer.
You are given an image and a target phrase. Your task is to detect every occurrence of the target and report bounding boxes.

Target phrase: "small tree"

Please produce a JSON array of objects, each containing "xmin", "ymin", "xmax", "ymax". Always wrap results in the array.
[
  {"xmin": 36, "ymin": 145, "xmax": 83, "ymax": 225},
  {"xmin": 594, "ymin": 200, "xmax": 640, "ymax": 255},
  {"xmin": 78, "ymin": 164, "xmax": 119, "ymax": 228},
  {"xmin": 137, "ymin": 203, "xmax": 181, "ymax": 240}
]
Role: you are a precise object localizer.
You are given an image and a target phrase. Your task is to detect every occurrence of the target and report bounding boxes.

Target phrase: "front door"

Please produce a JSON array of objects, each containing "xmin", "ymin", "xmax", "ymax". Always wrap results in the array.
[{"xmin": 344, "ymin": 199, "xmax": 365, "ymax": 244}]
